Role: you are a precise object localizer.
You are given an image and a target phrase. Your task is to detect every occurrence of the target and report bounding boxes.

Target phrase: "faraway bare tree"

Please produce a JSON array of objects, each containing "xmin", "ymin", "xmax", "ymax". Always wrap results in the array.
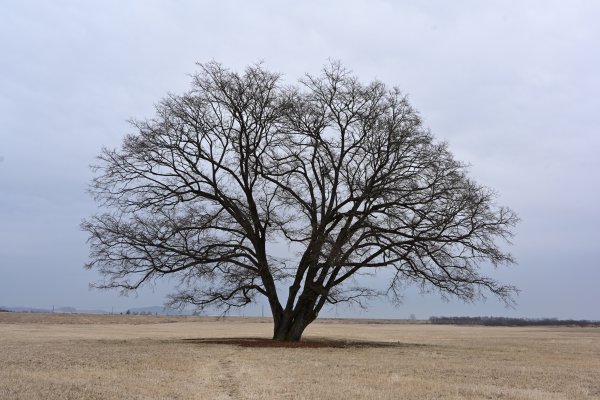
[{"xmin": 83, "ymin": 62, "xmax": 518, "ymax": 341}]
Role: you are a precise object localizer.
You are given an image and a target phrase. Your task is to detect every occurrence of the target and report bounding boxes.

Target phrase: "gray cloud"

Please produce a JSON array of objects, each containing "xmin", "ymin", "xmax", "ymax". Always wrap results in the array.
[{"xmin": 1, "ymin": 0, "xmax": 598, "ymax": 318}]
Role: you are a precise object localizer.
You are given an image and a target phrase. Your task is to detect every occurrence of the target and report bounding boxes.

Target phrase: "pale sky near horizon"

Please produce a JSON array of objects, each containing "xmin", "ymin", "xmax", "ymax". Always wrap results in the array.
[{"xmin": 1, "ymin": 1, "xmax": 599, "ymax": 319}]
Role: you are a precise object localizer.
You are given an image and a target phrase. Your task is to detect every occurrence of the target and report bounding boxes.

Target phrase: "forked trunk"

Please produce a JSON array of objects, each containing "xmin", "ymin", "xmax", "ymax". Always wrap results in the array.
[
  {"xmin": 272, "ymin": 319, "xmax": 305, "ymax": 341},
  {"xmin": 272, "ymin": 309, "xmax": 315, "ymax": 341}
]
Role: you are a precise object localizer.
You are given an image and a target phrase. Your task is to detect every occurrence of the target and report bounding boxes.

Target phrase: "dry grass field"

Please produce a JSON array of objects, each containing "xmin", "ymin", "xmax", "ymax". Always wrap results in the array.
[{"xmin": 1, "ymin": 313, "xmax": 599, "ymax": 399}]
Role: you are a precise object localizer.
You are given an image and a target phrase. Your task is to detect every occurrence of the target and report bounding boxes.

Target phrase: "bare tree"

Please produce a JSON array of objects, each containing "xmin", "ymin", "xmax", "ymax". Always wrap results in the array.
[{"xmin": 83, "ymin": 62, "xmax": 518, "ymax": 341}]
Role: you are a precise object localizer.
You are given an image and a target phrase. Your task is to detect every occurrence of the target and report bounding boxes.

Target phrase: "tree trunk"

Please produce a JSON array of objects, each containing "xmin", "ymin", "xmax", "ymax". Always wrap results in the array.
[
  {"xmin": 272, "ymin": 307, "xmax": 316, "ymax": 341},
  {"xmin": 272, "ymin": 316, "xmax": 307, "ymax": 341}
]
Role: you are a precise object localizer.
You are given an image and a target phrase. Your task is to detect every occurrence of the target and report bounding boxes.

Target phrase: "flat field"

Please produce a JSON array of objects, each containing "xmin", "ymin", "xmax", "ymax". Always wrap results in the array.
[{"xmin": 1, "ymin": 313, "xmax": 599, "ymax": 399}]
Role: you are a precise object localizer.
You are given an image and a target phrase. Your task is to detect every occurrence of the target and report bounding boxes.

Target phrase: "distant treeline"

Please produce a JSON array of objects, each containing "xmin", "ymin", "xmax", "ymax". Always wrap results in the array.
[
  {"xmin": 429, "ymin": 316, "xmax": 600, "ymax": 327},
  {"xmin": 124, "ymin": 310, "xmax": 155, "ymax": 315}
]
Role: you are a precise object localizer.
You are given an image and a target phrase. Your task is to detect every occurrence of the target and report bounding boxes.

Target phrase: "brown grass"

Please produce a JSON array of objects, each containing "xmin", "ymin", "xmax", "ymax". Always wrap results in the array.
[{"xmin": 1, "ymin": 312, "xmax": 599, "ymax": 399}]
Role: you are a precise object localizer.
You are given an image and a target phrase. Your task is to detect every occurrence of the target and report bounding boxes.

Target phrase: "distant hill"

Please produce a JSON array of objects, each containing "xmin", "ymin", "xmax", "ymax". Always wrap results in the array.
[
  {"xmin": 1, "ymin": 306, "xmax": 52, "ymax": 313},
  {"xmin": 0, "ymin": 305, "xmax": 192, "ymax": 316},
  {"xmin": 0, "ymin": 306, "xmax": 110, "ymax": 314},
  {"xmin": 56, "ymin": 306, "xmax": 77, "ymax": 313}
]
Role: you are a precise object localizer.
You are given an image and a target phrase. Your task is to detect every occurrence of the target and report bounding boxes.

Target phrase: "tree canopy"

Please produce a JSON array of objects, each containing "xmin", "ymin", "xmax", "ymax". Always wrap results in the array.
[{"xmin": 83, "ymin": 62, "xmax": 518, "ymax": 341}]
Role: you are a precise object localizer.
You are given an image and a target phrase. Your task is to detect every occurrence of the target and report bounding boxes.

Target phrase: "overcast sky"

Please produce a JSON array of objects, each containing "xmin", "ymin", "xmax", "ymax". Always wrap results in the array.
[{"xmin": 1, "ymin": 0, "xmax": 598, "ymax": 319}]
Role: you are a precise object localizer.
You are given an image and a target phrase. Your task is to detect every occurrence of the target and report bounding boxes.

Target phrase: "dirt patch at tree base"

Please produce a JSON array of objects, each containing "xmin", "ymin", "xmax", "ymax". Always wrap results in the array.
[{"xmin": 181, "ymin": 337, "xmax": 425, "ymax": 348}]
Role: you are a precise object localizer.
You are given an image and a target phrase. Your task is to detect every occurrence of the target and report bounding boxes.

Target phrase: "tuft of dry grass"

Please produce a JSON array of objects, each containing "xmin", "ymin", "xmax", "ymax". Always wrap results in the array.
[{"xmin": 1, "ymin": 313, "xmax": 599, "ymax": 399}]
